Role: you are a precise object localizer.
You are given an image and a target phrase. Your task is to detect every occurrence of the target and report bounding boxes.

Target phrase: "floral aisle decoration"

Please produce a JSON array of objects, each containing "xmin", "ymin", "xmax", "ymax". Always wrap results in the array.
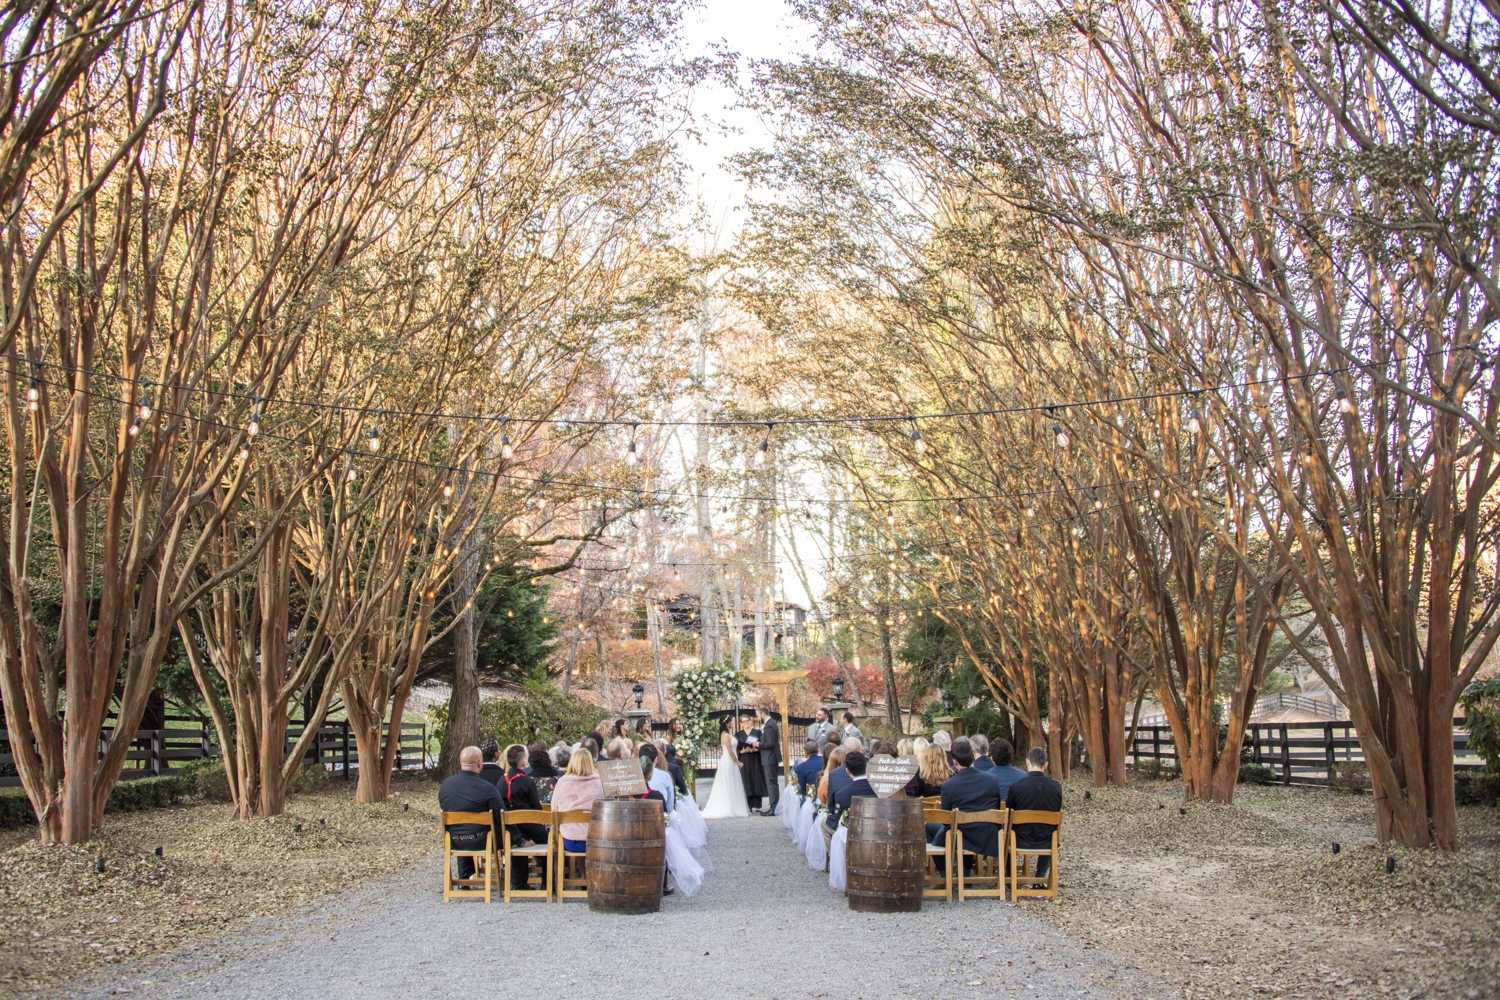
[{"xmin": 670, "ymin": 661, "xmax": 746, "ymax": 780}]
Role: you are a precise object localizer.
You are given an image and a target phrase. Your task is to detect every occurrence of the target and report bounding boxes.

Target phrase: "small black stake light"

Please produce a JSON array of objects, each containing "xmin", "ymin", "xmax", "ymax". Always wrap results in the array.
[
  {"xmin": 1331, "ymin": 843, "xmax": 1340, "ymax": 854},
  {"xmin": 404, "ymin": 803, "xmax": 409, "ymax": 812},
  {"xmin": 1084, "ymin": 790, "xmax": 1091, "ymax": 800},
  {"xmin": 294, "ymin": 824, "xmax": 302, "ymax": 832},
  {"xmin": 1386, "ymin": 857, "xmax": 1396, "ymax": 873},
  {"xmin": 96, "ymin": 856, "xmax": 105, "ymax": 873},
  {"xmin": 155, "ymin": 846, "xmax": 163, "ymax": 857},
  {"xmin": 1179, "ymin": 808, "xmax": 1186, "ymax": 815}
]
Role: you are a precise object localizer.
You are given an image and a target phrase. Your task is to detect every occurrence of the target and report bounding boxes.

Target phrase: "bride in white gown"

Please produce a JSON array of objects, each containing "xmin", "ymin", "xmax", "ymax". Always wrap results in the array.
[{"xmin": 701, "ymin": 717, "xmax": 750, "ymax": 819}]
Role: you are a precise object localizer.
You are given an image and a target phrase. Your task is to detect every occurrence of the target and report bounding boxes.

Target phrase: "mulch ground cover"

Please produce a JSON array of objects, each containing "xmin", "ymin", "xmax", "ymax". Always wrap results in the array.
[
  {"xmin": 1025, "ymin": 774, "xmax": 1500, "ymax": 1000},
  {"xmin": 0, "ymin": 773, "xmax": 439, "ymax": 1000}
]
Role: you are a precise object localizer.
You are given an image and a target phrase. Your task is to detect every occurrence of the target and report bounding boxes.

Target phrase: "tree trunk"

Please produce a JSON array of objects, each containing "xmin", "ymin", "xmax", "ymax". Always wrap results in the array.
[
  {"xmin": 598, "ymin": 636, "xmax": 612, "ymax": 711},
  {"xmin": 877, "ymin": 605, "xmax": 901, "ymax": 729},
  {"xmin": 435, "ymin": 597, "xmax": 478, "ymax": 779}
]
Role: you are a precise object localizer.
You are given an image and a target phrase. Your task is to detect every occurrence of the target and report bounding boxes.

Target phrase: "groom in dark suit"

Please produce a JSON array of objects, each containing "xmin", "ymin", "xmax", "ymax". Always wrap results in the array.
[{"xmin": 756, "ymin": 706, "xmax": 781, "ymax": 816}]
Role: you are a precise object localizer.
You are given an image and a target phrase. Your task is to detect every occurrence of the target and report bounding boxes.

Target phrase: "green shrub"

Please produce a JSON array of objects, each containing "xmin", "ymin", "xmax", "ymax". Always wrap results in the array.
[
  {"xmin": 1330, "ymin": 762, "xmax": 1370, "ymax": 794},
  {"xmin": 289, "ymin": 764, "xmax": 328, "ymax": 795},
  {"xmin": 0, "ymin": 774, "xmax": 183, "ymax": 829},
  {"xmin": 430, "ymin": 671, "xmax": 607, "ymax": 750},
  {"xmin": 0, "ymin": 786, "xmax": 36, "ymax": 829},
  {"xmin": 1455, "ymin": 771, "xmax": 1500, "ymax": 807},
  {"xmin": 1461, "ymin": 675, "xmax": 1500, "ymax": 773},
  {"xmin": 175, "ymin": 757, "xmax": 233, "ymax": 801},
  {"xmin": 1238, "ymin": 763, "xmax": 1275, "ymax": 785}
]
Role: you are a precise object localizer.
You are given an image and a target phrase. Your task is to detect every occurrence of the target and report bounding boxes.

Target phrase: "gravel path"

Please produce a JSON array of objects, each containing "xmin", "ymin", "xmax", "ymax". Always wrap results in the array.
[{"xmin": 54, "ymin": 803, "xmax": 1155, "ymax": 1000}]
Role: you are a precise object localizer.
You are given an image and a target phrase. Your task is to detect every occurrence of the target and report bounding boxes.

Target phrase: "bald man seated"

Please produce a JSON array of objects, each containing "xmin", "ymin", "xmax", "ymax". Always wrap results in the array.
[{"xmin": 438, "ymin": 745, "xmax": 506, "ymax": 880}]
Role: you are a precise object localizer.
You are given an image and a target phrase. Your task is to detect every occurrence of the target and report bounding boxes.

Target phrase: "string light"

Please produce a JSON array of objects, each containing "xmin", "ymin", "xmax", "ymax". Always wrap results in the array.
[
  {"xmin": 1187, "ymin": 407, "xmax": 1202, "ymax": 435},
  {"xmin": 1337, "ymin": 388, "xmax": 1355, "ymax": 414},
  {"xmin": 755, "ymin": 425, "xmax": 771, "ymax": 466},
  {"xmin": 346, "ymin": 464, "xmax": 357, "ymax": 482},
  {"xmin": 128, "ymin": 418, "xmax": 142, "ymax": 437},
  {"xmin": 26, "ymin": 377, "xmax": 38, "ymax": 411},
  {"xmin": 138, "ymin": 381, "xmax": 151, "ymax": 419},
  {"xmin": 625, "ymin": 424, "xmax": 639, "ymax": 466},
  {"xmin": 1053, "ymin": 421, "xmax": 1070, "ymax": 448},
  {"xmin": 501, "ymin": 420, "xmax": 514, "ymax": 459},
  {"xmin": 443, "ymin": 479, "xmax": 454, "ymax": 498},
  {"xmin": 911, "ymin": 419, "xmax": 926, "ymax": 454},
  {"xmin": 237, "ymin": 445, "xmax": 249, "ymax": 461}
]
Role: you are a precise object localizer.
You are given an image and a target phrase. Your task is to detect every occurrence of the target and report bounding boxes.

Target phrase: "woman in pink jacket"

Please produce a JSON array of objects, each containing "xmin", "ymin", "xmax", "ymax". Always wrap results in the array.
[{"xmin": 550, "ymin": 748, "xmax": 606, "ymax": 854}]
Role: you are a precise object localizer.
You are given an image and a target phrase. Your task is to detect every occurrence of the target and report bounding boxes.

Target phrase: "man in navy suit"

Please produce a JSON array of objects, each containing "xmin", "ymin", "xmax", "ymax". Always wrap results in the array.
[
  {"xmin": 971, "ymin": 734, "xmax": 996, "ymax": 772},
  {"xmin": 933, "ymin": 737, "xmax": 1003, "ymax": 865},
  {"xmin": 988, "ymin": 738, "xmax": 1029, "ymax": 805},
  {"xmin": 793, "ymin": 740, "xmax": 823, "ymax": 795},
  {"xmin": 822, "ymin": 751, "xmax": 875, "ymax": 856}
]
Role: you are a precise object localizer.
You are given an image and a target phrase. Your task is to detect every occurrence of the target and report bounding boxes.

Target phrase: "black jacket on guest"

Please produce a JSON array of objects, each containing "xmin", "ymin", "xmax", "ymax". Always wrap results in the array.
[
  {"xmin": 939, "ymin": 766, "xmax": 1004, "ymax": 857},
  {"xmin": 478, "ymin": 761, "xmax": 505, "ymax": 787},
  {"xmin": 501, "ymin": 768, "xmax": 547, "ymax": 845},
  {"xmin": 972, "ymin": 755, "xmax": 996, "ymax": 772},
  {"xmin": 437, "ymin": 770, "xmax": 505, "ymax": 839},
  {"xmin": 1005, "ymin": 770, "xmax": 1063, "ymax": 848},
  {"xmin": 827, "ymin": 776, "xmax": 876, "ymax": 831}
]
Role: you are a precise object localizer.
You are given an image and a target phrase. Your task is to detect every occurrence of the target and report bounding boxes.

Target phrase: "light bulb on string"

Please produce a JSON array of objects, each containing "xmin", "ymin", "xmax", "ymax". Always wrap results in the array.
[
  {"xmin": 443, "ymin": 479, "xmax": 454, "ymax": 498},
  {"xmin": 1337, "ymin": 388, "xmax": 1355, "ymax": 414},
  {"xmin": 368, "ymin": 424, "xmax": 380, "ymax": 452},
  {"xmin": 625, "ymin": 424, "xmax": 639, "ymax": 466},
  {"xmin": 1053, "ymin": 422, "xmax": 1069, "ymax": 448},
  {"xmin": 754, "ymin": 426, "xmax": 771, "ymax": 466},
  {"xmin": 501, "ymin": 421, "xmax": 514, "ymax": 459},
  {"xmin": 247, "ymin": 398, "xmax": 261, "ymax": 437},
  {"xmin": 911, "ymin": 419, "xmax": 926, "ymax": 454},
  {"xmin": 237, "ymin": 445, "xmax": 249, "ymax": 461},
  {"xmin": 138, "ymin": 381, "xmax": 151, "ymax": 420},
  {"xmin": 26, "ymin": 377, "xmax": 39, "ymax": 411},
  {"xmin": 346, "ymin": 464, "xmax": 357, "ymax": 483},
  {"xmin": 1024, "ymin": 505, "xmax": 1035, "ymax": 518},
  {"xmin": 1187, "ymin": 408, "xmax": 1201, "ymax": 435}
]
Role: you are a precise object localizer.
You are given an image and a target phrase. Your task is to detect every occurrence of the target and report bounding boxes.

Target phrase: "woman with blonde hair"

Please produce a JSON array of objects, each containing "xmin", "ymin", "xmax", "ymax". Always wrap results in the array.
[
  {"xmin": 913, "ymin": 736, "xmax": 930, "ymax": 756},
  {"xmin": 915, "ymin": 743, "xmax": 952, "ymax": 797},
  {"xmin": 816, "ymin": 746, "xmax": 846, "ymax": 804},
  {"xmin": 896, "ymin": 738, "xmax": 915, "ymax": 757},
  {"xmin": 550, "ymin": 748, "xmax": 606, "ymax": 854}
]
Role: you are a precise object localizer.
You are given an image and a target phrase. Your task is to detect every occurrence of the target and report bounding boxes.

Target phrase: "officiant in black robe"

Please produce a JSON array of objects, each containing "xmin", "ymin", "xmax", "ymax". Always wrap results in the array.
[{"xmin": 736, "ymin": 715, "xmax": 768, "ymax": 810}]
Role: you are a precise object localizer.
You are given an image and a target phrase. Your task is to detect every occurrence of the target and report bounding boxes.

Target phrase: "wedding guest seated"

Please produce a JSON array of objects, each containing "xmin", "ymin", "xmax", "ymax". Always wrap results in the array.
[
  {"xmin": 914, "ymin": 743, "xmax": 952, "ymax": 797},
  {"xmin": 501, "ymin": 744, "xmax": 547, "ymax": 890},
  {"xmin": 971, "ymin": 734, "xmax": 996, "ymax": 772},
  {"xmin": 824, "ymin": 737, "xmax": 863, "ymax": 807},
  {"xmin": 868, "ymin": 738, "xmax": 888, "ymax": 757},
  {"xmin": 632, "ymin": 753, "xmax": 673, "ymax": 896},
  {"xmin": 639, "ymin": 744, "xmax": 675, "ymax": 812},
  {"xmin": 823, "ymin": 751, "xmax": 874, "ymax": 855},
  {"xmin": 932, "ymin": 730, "xmax": 954, "ymax": 765},
  {"xmin": 477, "ymin": 738, "xmax": 504, "ymax": 787},
  {"xmin": 526, "ymin": 739, "xmax": 559, "ymax": 803},
  {"xmin": 606, "ymin": 737, "xmax": 629, "ymax": 760},
  {"xmin": 1006, "ymin": 746, "xmax": 1063, "ymax": 877},
  {"xmin": 551, "ymin": 748, "xmax": 605, "ymax": 859},
  {"xmin": 550, "ymin": 744, "xmax": 572, "ymax": 770},
  {"xmin": 933, "ymin": 737, "xmax": 1002, "ymax": 867},
  {"xmin": 816, "ymin": 747, "xmax": 846, "ymax": 805},
  {"xmin": 437, "ymin": 746, "xmax": 505, "ymax": 879},
  {"xmin": 661, "ymin": 742, "xmax": 690, "ymax": 798},
  {"xmin": 896, "ymin": 738, "xmax": 915, "ymax": 757},
  {"xmin": 989, "ymin": 738, "xmax": 1029, "ymax": 804},
  {"xmin": 794, "ymin": 740, "xmax": 824, "ymax": 795},
  {"xmin": 581, "ymin": 734, "xmax": 602, "ymax": 761}
]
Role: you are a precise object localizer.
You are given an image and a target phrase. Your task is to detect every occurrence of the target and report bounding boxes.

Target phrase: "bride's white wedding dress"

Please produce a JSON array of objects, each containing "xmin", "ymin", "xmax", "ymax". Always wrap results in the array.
[{"xmin": 701, "ymin": 738, "xmax": 750, "ymax": 819}]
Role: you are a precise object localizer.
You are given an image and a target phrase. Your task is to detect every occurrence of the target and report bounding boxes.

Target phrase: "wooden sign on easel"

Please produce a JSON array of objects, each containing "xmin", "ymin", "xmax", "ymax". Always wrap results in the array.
[{"xmin": 597, "ymin": 758, "xmax": 649, "ymax": 797}]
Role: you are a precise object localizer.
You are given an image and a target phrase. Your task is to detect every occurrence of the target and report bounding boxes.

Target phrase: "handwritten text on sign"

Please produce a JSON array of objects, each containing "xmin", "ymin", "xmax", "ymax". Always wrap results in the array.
[
  {"xmin": 867, "ymin": 756, "xmax": 919, "ymax": 798},
  {"xmin": 597, "ymin": 758, "xmax": 650, "ymax": 797}
]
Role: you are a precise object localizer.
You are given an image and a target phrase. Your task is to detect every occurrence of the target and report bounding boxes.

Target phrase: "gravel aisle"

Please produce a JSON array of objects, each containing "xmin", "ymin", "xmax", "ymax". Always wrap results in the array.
[{"xmin": 55, "ymin": 810, "xmax": 1153, "ymax": 1000}]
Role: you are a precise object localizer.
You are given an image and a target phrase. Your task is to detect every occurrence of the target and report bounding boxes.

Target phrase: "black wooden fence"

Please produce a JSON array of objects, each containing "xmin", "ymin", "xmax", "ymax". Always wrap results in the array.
[
  {"xmin": 1127, "ymin": 718, "xmax": 1480, "ymax": 785},
  {"xmin": 0, "ymin": 716, "xmax": 427, "ymax": 788}
]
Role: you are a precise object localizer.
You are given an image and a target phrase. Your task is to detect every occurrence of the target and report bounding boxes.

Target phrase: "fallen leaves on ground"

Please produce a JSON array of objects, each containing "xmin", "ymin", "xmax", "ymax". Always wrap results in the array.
[
  {"xmin": 1022, "ymin": 775, "xmax": 1499, "ymax": 1000},
  {"xmin": 0, "ymin": 774, "xmax": 440, "ymax": 1000}
]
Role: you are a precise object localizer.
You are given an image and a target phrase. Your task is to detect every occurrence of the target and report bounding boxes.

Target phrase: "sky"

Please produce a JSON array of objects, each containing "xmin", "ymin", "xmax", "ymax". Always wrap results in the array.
[
  {"xmin": 669, "ymin": 1, "xmax": 827, "ymax": 612},
  {"xmin": 677, "ymin": 0, "xmax": 815, "ymax": 242}
]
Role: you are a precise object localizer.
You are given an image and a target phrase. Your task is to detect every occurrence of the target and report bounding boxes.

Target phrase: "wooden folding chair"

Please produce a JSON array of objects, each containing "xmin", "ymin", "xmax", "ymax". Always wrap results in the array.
[
  {"xmin": 553, "ymin": 810, "xmax": 591, "ymax": 901},
  {"xmin": 921, "ymin": 796, "xmax": 941, "ymax": 809},
  {"xmin": 954, "ymin": 808, "xmax": 1009, "ymax": 901},
  {"xmin": 502, "ymin": 809, "xmax": 554, "ymax": 902},
  {"xmin": 1008, "ymin": 809, "xmax": 1062, "ymax": 901},
  {"xmin": 441, "ymin": 811, "xmax": 498, "ymax": 903},
  {"xmin": 922, "ymin": 807, "xmax": 955, "ymax": 902}
]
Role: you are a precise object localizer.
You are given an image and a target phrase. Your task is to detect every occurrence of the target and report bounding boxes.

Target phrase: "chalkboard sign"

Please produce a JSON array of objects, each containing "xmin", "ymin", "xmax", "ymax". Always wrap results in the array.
[
  {"xmin": 597, "ymin": 758, "xmax": 649, "ymax": 797},
  {"xmin": 867, "ymin": 755, "xmax": 919, "ymax": 798}
]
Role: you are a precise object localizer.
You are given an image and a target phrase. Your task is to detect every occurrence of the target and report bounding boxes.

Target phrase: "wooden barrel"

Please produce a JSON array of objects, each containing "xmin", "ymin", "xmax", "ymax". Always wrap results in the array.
[
  {"xmin": 586, "ymin": 798, "xmax": 666, "ymax": 914},
  {"xmin": 846, "ymin": 796, "xmax": 924, "ymax": 912}
]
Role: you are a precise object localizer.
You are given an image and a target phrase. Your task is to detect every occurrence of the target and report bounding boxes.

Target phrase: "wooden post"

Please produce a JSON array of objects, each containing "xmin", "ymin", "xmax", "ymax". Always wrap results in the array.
[
  {"xmin": 1280, "ymin": 724, "xmax": 1291, "ymax": 785},
  {"xmin": 1324, "ymin": 723, "xmax": 1335, "ymax": 781}
]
